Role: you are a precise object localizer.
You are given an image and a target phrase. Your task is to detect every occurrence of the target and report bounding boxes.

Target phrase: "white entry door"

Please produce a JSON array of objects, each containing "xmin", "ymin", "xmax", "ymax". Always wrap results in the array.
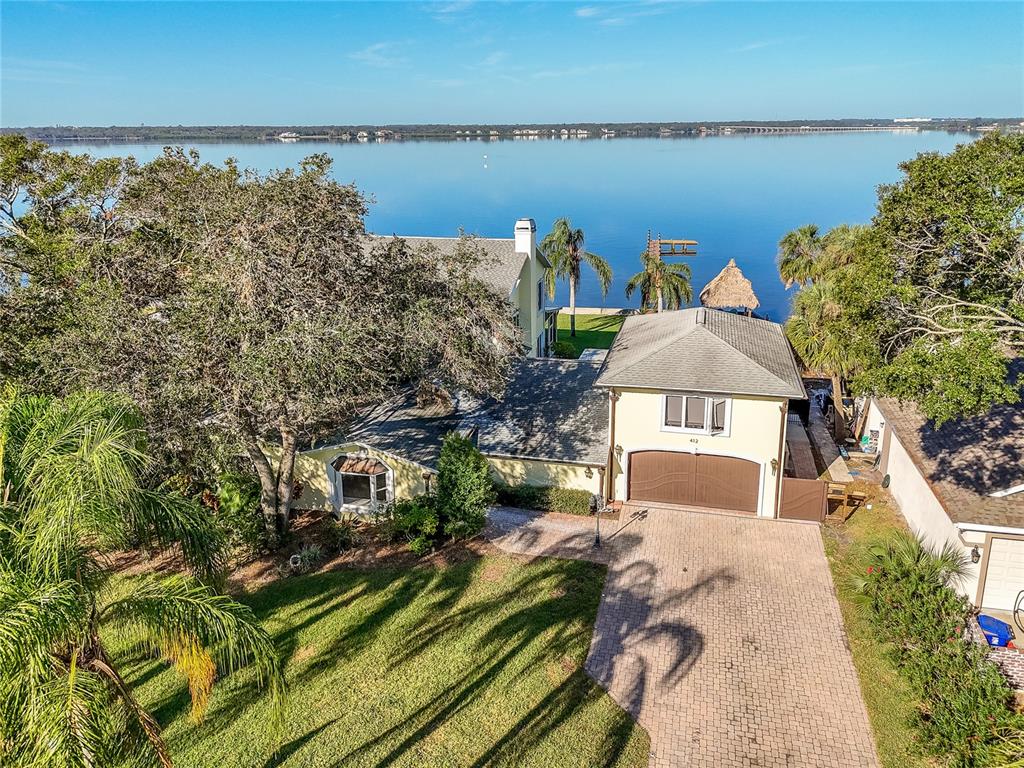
[{"xmin": 982, "ymin": 538, "xmax": 1024, "ymax": 611}]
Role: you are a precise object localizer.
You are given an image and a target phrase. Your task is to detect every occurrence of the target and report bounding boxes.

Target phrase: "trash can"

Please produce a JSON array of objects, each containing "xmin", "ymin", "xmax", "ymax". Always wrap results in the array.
[{"xmin": 978, "ymin": 614, "xmax": 1015, "ymax": 647}]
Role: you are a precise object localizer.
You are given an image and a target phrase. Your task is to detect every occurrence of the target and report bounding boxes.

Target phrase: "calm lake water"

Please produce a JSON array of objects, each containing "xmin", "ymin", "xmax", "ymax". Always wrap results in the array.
[{"xmin": 54, "ymin": 132, "xmax": 977, "ymax": 321}]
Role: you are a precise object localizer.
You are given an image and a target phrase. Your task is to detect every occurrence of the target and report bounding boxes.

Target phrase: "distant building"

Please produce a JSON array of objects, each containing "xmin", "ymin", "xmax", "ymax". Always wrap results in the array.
[{"xmin": 894, "ymin": 117, "xmax": 933, "ymax": 123}]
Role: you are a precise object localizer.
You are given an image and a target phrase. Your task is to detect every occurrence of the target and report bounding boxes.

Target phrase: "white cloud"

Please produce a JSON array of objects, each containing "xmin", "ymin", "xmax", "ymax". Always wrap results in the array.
[
  {"xmin": 480, "ymin": 51, "xmax": 508, "ymax": 68},
  {"xmin": 730, "ymin": 38, "xmax": 791, "ymax": 53},
  {"xmin": 349, "ymin": 42, "xmax": 407, "ymax": 68},
  {"xmin": 576, "ymin": 6, "xmax": 601, "ymax": 17}
]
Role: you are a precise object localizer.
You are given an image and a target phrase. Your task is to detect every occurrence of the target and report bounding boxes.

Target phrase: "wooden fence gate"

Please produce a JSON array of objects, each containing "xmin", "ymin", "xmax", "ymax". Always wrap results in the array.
[{"xmin": 779, "ymin": 478, "xmax": 827, "ymax": 522}]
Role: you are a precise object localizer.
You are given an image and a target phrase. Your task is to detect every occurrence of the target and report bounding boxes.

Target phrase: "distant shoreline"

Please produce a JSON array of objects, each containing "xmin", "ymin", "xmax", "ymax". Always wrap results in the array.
[{"xmin": 4, "ymin": 117, "xmax": 1021, "ymax": 143}]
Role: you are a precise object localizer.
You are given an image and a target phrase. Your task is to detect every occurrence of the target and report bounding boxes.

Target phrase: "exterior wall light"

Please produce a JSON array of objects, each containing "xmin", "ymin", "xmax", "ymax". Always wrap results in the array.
[
  {"xmin": 971, "ymin": 546, "xmax": 981, "ymax": 564},
  {"xmin": 771, "ymin": 458, "xmax": 779, "ymax": 476},
  {"xmin": 585, "ymin": 467, "xmax": 594, "ymax": 479}
]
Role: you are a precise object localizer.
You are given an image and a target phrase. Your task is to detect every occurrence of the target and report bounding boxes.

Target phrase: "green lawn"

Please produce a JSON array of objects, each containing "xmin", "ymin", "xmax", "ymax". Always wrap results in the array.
[
  {"xmin": 556, "ymin": 313, "xmax": 625, "ymax": 357},
  {"xmin": 118, "ymin": 553, "xmax": 649, "ymax": 768},
  {"xmin": 821, "ymin": 487, "xmax": 927, "ymax": 768}
]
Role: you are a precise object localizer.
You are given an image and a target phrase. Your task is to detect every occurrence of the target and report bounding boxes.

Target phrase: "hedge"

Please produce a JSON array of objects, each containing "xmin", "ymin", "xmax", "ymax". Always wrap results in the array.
[
  {"xmin": 493, "ymin": 483, "xmax": 596, "ymax": 516},
  {"xmin": 857, "ymin": 532, "xmax": 1022, "ymax": 767}
]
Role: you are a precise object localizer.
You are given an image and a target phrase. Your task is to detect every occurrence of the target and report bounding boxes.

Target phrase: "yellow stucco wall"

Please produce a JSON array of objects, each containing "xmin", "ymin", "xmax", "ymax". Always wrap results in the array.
[
  {"xmin": 610, "ymin": 388, "xmax": 786, "ymax": 517},
  {"xmin": 514, "ymin": 257, "xmax": 546, "ymax": 357},
  {"xmin": 288, "ymin": 444, "xmax": 429, "ymax": 511},
  {"xmin": 488, "ymin": 456, "xmax": 603, "ymax": 494}
]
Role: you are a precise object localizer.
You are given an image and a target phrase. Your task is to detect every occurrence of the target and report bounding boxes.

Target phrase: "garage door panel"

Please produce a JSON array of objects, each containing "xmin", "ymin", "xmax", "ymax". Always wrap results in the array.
[
  {"xmin": 982, "ymin": 538, "xmax": 1024, "ymax": 611},
  {"xmin": 694, "ymin": 454, "xmax": 760, "ymax": 513},
  {"xmin": 629, "ymin": 451, "xmax": 695, "ymax": 505},
  {"xmin": 628, "ymin": 451, "xmax": 758, "ymax": 514}
]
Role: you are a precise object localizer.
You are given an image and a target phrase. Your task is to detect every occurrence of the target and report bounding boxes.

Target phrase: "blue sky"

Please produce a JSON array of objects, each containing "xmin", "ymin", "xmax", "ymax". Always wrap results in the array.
[{"xmin": 2, "ymin": 1, "xmax": 1021, "ymax": 126}]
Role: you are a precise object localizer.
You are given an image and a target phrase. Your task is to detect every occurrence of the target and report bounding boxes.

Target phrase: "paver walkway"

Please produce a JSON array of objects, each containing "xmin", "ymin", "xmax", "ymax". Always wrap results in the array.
[{"xmin": 486, "ymin": 504, "xmax": 879, "ymax": 768}]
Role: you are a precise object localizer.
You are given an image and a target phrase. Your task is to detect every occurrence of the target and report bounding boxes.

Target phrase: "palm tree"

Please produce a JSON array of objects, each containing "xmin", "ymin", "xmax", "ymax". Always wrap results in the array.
[
  {"xmin": 624, "ymin": 250, "xmax": 693, "ymax": 312},
  {"xmin": 784, "ymin": 280, "xmax": 857, "ymax": 440},
  {"xmin": 540, "ymin": 218, "xmax": 612, "ymax": 337},
  {"xmin": 0, "ymin": 387, "xmax": 284, "ymax": 768},
  {"xmin": 777, "ymin": 224, "xmax": 823, "ymax": 288}
]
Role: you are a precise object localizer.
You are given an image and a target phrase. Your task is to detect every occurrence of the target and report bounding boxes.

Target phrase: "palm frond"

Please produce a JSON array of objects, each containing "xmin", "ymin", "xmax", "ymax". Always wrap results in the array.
[
  {"xmin": 582, "ymin": 250, "xmax": 613, "ymax": 296},
  {"xmin": 102, "ymin": 575, "xmax": 286, "ymax": 728}
]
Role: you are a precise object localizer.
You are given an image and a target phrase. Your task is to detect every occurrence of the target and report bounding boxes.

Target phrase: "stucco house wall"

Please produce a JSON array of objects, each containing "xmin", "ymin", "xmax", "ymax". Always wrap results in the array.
[
  {"xmin": 868, "ymin": 402, "xmax": 982, "ymax": 601},
  {"xmin": 610, "ymin": 388, "xmax": 786, "ymax": 518},
  {"xmin": 289, "ymin": 444, "xmax": 429, "ymax": 512},
  {"xmin": 487, "ymin": 456, "xmax": 603, "ymax": 495},
  {"xmin": 512, "ymin": 220, "xmax": 546, "ymax": 357}
]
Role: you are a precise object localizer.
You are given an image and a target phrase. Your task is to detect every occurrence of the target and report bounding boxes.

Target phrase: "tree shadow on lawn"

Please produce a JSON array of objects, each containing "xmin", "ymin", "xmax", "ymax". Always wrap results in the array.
[{"xmin": 146, "ymin": 532, "xmax": 718, "ymax": 767}]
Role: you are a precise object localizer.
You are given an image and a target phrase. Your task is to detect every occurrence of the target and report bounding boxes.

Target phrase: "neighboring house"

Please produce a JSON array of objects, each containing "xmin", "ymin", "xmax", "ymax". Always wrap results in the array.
[
  {"xmin": 292, "ymin": 358, "xmax": 607, "ymax": 514},
  {"xmin": 292, "ymin": 306, "xmax": 808, "ymax": 521},
  {"xmin": 597, "ymin": 307, "xmax": 806, "ymax": 518},
  {"xmin": 367, "ymin": 217, "xmax": 555, "ymax": 357},
  {"xmin": 860, "ymin": 387, "xmax": 1024, "ymax": 611}
]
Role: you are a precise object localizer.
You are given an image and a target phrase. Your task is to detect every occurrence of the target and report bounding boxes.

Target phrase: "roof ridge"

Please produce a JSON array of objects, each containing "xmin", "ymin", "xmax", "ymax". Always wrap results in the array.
[
  {"xmin": 370, "ymin": 233, "xmax": 514, "ymax": 243},
  {"xmin": 708, "ymin": 318, "xmax": 801, "ymax": 394},
  {"xmin": 600, "ymin": 321, "xmax": 706, "ymax": 386},
  {"xmin": 601, "ymin": 314, "xmax": 701, "ymax": 382}
]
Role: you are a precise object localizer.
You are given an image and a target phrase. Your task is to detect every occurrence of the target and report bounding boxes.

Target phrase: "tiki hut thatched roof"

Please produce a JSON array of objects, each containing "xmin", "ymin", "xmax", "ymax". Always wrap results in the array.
[{"xmin": 699, "ymin": 259, "xmax": 760, "ymax": 311}]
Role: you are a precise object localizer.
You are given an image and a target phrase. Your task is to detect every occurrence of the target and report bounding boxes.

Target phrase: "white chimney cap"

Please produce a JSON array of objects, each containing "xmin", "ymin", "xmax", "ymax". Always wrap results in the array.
[{"xmin": 515, "ymin": 218, "xmax": 536, "ymax": 232}]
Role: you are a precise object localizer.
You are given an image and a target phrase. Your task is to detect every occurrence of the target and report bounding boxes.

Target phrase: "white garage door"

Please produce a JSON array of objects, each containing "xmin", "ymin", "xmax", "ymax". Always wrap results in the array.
[{"xmin": 982, "ymin": 538, "xmax": 1024, "ymax": 611}]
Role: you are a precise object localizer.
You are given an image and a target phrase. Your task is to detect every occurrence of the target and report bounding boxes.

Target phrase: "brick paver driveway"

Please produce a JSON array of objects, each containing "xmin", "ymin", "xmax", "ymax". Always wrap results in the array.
[
  {"xmin": 586, "ymin": 505, "xmax": 878, "ymax": 768},
  {"xmin": 487, "ymin": 504, "xmax": 879, "ymax": 768}
]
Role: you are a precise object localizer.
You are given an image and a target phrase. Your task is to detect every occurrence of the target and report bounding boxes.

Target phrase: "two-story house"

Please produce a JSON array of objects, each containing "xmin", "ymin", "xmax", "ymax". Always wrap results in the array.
[
  {"xmin": 596, "ymin": 307, "xmax": 806, "ymax": 518},
  {"xmin": 368, "ymin": 218, "xmax": 553, "ymax": 357},
  {"xmin": 290, "ymin": 301, "xmax": 807, "ymax": 520}
]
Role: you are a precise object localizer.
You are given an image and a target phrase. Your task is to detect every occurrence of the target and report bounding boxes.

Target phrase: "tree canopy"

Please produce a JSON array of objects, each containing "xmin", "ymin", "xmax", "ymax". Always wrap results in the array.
[
  {"xmin": 540, "ymin": 218, "xmax": 612, "ymax": 336},
  {"xmin": 781, "ymin": 133, "xmax": 1024, "ymax": 423},
  {"xmin": 625, "ymin": 250, "xmax": 693, "ymax": 312},
  {"xmin": 0, "ymin": 136, "xmax": 522, "ymax": 533}
]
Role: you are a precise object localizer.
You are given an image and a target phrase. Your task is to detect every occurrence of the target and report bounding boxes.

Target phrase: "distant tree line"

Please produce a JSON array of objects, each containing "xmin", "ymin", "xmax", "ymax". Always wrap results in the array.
[{"xmin": 3, "ymin": 117, "xmax": 1018, "ymax": 142}]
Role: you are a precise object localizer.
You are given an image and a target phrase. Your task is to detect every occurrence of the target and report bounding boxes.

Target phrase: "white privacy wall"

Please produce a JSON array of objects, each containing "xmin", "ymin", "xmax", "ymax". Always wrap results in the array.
[{"xmin": 884, "ymin": 429, "xmax": 981, "ymax": 602}]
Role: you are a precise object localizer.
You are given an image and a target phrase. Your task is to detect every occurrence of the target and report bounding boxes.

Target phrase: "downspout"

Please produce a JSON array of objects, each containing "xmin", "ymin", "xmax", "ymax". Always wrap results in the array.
[
  {"xmin": 773, "ymin": 400, "xmax": 789, "ymax": 517},
  {"xmin": 606, "ymin": 390, "xmax": 620, "ymax": 503}
]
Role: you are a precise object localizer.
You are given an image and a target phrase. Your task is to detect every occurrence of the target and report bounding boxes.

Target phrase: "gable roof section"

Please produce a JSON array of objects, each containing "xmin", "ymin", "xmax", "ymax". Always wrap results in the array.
[
  {"xmin": 366, "ymin": 234, "xmax": 529, "ymax": 298},
  {"xmin": 339, "ymin": 392, "xmax": 478, "ymax": 470},
  {"xmin": 595, "ymin": 308, "xmax": 805, "ymax": 399},
  {"xmin": 472, "ymin": 358, "xmax": 608, "ymax": 465},
  {"xmin": 876, "ymin": 381, "xmax": 1024, "ymax": 529},
  {"xmin": 321, "ymin": 358, "xmax": 609, "ymax": 470}
]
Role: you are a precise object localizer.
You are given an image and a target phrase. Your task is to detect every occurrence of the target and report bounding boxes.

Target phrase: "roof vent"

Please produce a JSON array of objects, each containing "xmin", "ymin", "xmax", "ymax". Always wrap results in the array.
[{"xmin": 696, "ymin": 307, "xmax": 707, "ymax": 325}]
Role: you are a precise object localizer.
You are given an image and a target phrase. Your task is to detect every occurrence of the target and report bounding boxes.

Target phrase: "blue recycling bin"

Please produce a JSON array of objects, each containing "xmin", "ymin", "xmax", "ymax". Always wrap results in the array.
[{"xmin": 978, "ymin": 614, "xmax": 1015, "ymax": 647}]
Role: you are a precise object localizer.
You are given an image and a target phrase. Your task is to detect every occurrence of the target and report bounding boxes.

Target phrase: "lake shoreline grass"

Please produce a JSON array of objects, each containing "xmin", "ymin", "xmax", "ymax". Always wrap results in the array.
[{"xmin": 556, "ymin": 313, "xmax": 626, "ymax": 357}]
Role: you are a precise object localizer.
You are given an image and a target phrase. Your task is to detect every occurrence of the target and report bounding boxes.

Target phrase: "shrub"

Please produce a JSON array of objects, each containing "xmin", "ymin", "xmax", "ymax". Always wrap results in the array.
[
  {"xmin": 435, "ymin": 433, "xmax": 493, "ymax": 539},
  {"xmin": 214, "ymin": 472, "xmax": 271, "ymax": 560},
  {"xmin": 856, "ymin": 531, "xmax": 1020, "ymax": 766},
  {"xmin": 288, "ymin": 542, "xmax": 324, "ymax": 574},
  {"xmin": 391, "ymin": 495, "xmax": 440, "ymax": 555},
  {"xmin": 328, "ymin": 518, "xmax": 356, "ymax": 552},
  {"xmin": 551, "ymin": 340, "xmax": 578, "ymax": 359},
  {"xmin": 494, "ymin": 483, "xmax": 596, "ymax": 516}
]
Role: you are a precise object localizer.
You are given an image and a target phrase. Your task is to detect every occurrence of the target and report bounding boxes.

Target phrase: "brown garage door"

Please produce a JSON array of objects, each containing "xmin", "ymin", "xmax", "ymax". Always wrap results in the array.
[{"xmin": 628, "ymin": 451, "xmax": 760, "ymax": 513}]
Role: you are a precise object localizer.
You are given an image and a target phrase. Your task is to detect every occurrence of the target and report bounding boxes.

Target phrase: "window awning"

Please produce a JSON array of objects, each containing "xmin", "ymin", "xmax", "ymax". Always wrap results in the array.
[{"xmin": 332, "ymin": 455, "xmax": 388, "ymax": 475}]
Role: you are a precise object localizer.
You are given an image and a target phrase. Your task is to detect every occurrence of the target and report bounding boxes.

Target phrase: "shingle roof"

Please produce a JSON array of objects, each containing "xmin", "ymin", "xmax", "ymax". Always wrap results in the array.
[
  {"xmin": 327, "ymin": 359, "xmax": 609, "ymax": 469},
  {"xmin": 595, "ymin": 308, "xmax": 806, "ymax": 399},
  {"xmin": 876, "ymin": 376, "xmax": 1024, "ymax": 528},
  {"xmin": 340, "ymin": 392, "xmax": 480, "ymax": 470},
  {"xmin": 472, "ymin": 358, "xmax": 609, "ymax": 465},
  {"xmin": 366, "ymin": 235, "xmax": 528, "ymax": 298}
]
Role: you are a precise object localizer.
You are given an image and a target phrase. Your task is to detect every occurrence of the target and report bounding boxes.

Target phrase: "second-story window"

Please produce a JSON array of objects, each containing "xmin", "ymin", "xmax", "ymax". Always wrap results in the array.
[
  {"xmin": 663, "ymin": 395, "xmax": 731, "ymax": 435},
  {"xmin": 537, "ymin": 280, "xmax": 544, "ymax": 311}
]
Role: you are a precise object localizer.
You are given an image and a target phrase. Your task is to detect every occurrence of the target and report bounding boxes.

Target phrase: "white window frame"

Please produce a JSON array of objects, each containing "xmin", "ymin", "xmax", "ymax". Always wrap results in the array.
[
  {"xmin": 537, "ymin": 279, "xmax": 544, "ymax": 312},
  {"xmin": 661, "ymin": 394, "xmax": 732, "ymax": 437}
]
